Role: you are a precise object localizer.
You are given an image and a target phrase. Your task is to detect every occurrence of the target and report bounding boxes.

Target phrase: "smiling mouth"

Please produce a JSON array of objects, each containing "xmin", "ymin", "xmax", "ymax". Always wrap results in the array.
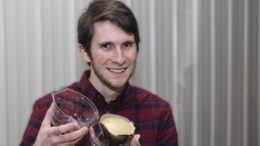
[{"xmin": 107, "ymin": 68, "xmax": 127, "ymax": 73}]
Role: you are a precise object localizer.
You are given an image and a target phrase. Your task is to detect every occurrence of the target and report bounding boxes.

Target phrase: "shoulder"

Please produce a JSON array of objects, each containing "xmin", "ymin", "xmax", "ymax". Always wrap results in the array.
[
  {"xmin": 33, "ymin": 82, "xmax": 81, "ymax": 118},
  {"xmin": 35, "ymin": 82, "xmax": 81, "ymax": 104},
  {"xmin": 34, "ymin": 93, "xmax": 52, "ymax": 107},
  {"xmin": 32, "ymin": 92, "xmax": 52, "ymax": 120},
  {"xmin": 129, "ymin": 85, "xmax": 171, "ymax": 108},
  {"xmin": 129, "ymin": 85, "xmax": 169, "ymax": 104}
]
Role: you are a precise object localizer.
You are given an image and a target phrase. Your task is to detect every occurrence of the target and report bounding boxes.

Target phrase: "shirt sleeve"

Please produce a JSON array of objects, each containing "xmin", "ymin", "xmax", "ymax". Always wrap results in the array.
[
  {"xmin": 156, "ymin": 104, "xmax": 178, "ymax": 146},
  {"xmin": 20, "ymin": 101, "xmax": 46, "ymax": 146}
]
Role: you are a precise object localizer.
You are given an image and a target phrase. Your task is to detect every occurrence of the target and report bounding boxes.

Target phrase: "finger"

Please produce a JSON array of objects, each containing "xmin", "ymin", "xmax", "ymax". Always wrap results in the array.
[
  {"xmin": 130, "ymin": 134, "xmax": 141, "ymax": 146},
  {"xmin": 45, "ymin": 123, "xmax": 83, "ymax": 144},
  {"xmin": 51, "ymin": 122, "xmax": 79, "ymax": 135},
  {"xmin": 41, "ymin": 103, "xmax": 54, "ymax": 127},
  {"xmin": 61, "ymin": 127, "xmax": 88, "ymax": 143}
]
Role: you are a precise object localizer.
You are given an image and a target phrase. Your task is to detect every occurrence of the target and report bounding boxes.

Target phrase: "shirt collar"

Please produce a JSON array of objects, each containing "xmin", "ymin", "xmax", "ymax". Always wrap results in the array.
[{"xmin": 78, "ymin": 70, "xmax": 133, "ymax": 105}]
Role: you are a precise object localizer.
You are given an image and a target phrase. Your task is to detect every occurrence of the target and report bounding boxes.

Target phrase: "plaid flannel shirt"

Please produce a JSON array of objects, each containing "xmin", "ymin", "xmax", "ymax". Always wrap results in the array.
[{"xmin": 20, "ymin": 70, "xmax": 178, "ymax": 146}]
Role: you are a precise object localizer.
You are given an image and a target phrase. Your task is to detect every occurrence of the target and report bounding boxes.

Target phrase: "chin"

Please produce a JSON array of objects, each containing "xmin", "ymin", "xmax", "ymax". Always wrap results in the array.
[
  {"xmin": 109, "ymin": 81, "xmax": 127, "ymax": 90},
  {"xmin": 111, "ymin": 83, "xmax": 126, "ymax": 89}
]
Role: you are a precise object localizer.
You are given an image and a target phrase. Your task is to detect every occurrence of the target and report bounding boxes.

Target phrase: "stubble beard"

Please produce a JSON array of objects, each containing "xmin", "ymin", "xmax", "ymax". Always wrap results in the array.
[{"xmin": 91, "ymin": 60, "xmax": 135, "ymax": 91}]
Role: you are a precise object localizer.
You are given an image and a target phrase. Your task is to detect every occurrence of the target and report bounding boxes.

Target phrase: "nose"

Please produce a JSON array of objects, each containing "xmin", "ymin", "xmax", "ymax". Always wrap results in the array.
[{"xmin": 112, "ymin": 47, "xmax": 126, "ymax": 65}]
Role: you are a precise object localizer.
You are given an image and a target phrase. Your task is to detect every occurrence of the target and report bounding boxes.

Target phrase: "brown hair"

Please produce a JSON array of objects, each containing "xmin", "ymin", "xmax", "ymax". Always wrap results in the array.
[{"xmin": 77, "ymin": 0, "xmax": 140, "ymax": 58}]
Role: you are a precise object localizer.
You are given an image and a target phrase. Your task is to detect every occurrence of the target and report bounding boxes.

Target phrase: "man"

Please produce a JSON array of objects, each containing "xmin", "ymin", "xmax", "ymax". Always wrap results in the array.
[{"xmin": 20, "ymin": 0, "xmax": 178, "ymax": 145}]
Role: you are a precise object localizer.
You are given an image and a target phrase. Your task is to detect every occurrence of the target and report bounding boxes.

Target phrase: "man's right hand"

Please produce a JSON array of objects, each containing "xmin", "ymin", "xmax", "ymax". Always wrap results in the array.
[{"xmin": 33, "ymin": 104, "xmax": 88, "ymax": 146}]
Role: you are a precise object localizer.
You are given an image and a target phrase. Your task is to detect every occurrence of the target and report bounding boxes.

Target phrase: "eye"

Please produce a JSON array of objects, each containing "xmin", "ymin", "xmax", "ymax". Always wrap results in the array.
[
  {"xmin": 122, "ymin": 41, "xmax": 134, "ymax": 48},
  {"xmin": 100, "ymin": 42, "xmax": 112, "ymax": 49}
]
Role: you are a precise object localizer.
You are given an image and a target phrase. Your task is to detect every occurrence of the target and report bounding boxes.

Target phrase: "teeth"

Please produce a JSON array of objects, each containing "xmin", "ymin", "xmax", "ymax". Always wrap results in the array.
[{"xmin": 108, "ymin": 68, "xmax": 125, "ymax": 73}]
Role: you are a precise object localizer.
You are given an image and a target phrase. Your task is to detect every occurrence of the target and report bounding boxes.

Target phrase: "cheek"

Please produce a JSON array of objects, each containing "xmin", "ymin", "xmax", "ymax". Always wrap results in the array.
[
  {"xmin": 127, "ymin": 51, "xmax": 137, "ymax": 63},
  {"xmin": 92, "ymin": 52, "xmax": 110, "ymax": 64},
  {"xmin": 129, "ymin": 57, "xmax": 137, "ymax": 64}
]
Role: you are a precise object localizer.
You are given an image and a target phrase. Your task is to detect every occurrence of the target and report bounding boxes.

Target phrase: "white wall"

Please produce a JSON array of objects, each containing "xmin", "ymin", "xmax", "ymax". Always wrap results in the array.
[{"xmin": 0, "ymin": 0, "xmax": 259, "ymax": 146}]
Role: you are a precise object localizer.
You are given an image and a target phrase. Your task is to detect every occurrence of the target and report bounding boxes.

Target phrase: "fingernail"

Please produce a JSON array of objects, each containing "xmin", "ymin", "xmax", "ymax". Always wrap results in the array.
[
  {"xmin": 136, "ymin": 135, "xmax": 141, "ymax": 146},
  {"xmin": 72, "ymin": 122, "xmax": 79, "ymax": 128},
  {"xmin": 136, "ymin": 134, "xmax": 141, "ymax": 140},
  {"xmin": 83, "ymin": 127, "xmax": 88, "ymax": 131}
]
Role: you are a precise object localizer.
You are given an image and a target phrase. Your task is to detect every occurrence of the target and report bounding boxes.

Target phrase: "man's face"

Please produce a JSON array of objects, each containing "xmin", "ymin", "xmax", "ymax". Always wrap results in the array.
[{"xmin": 87, "ymin": 21, "xmax": 137, "ymax": 91}]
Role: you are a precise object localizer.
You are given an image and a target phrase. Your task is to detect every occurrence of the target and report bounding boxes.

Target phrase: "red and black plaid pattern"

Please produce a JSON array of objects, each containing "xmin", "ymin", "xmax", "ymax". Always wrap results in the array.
[{"xmin": 20, "ymin": 70, "xmax": 178, "ymax": 146}]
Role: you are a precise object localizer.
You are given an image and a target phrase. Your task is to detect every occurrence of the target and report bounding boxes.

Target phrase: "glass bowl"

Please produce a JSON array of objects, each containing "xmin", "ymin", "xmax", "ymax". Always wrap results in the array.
[
  {"xmin": 51, "ymin": 88, "xmax": 129, "ymax": 146},
  {"xmin": 51, "ymin": 88, "xmax": 100, "ymax": 129}
]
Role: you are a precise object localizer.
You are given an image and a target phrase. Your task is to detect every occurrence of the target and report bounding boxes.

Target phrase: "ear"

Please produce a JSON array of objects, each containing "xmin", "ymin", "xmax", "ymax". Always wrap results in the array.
[{"xmin": 78, "ymin": 44, "xmax": 91, "ymax": 62}]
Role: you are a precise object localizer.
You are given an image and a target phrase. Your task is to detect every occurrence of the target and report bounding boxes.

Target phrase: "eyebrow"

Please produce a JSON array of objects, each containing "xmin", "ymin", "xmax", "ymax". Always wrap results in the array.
[
  {"xmin": 98, "ymin": 41, "xmax": 112, "ymax": 45},
  {"xmin": 98, "ymin": 40, "xmax": 135, "ymax": 45},
  {"xmin": 123, "ymin": 41, "xmax": 135, "ymax": 44}
]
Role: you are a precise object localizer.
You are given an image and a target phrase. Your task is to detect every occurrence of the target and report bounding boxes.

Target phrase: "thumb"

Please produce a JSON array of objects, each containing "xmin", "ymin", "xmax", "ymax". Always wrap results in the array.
[{"xmin": 130, "ymin": 134, "xmax": 141, "ymax": 146}]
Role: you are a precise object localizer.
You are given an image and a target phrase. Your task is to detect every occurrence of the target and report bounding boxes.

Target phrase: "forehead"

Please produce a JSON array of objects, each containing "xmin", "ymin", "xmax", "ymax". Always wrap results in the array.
[{"xmin": 92, "ymin": 21, "xmax": 134, "ymax": 42}]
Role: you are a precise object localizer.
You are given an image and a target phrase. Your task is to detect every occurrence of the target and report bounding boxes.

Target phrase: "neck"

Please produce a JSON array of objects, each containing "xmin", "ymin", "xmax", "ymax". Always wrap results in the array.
[
  {"xmin": 100, "ymin": 85, "xmax": 122, "ymax": 103},
  {"xmin": 89, "ymin": 75, "xmax": 125, "ymax": 103}
]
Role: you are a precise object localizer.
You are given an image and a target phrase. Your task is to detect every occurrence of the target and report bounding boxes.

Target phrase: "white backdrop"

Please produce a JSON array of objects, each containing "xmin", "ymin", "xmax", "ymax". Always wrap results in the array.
[{"xmin": 0, "ymin": 0, "xmax": 259, "ymax": 146}]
